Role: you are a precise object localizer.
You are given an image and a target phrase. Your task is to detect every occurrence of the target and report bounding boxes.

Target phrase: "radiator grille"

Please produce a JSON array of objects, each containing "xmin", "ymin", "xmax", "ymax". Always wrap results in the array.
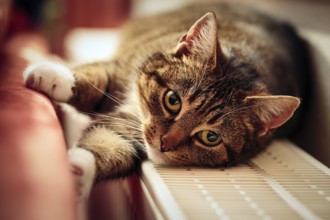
[{"xmin": 141, "ymin": 140, "xmax": 330, "ymax": 220}]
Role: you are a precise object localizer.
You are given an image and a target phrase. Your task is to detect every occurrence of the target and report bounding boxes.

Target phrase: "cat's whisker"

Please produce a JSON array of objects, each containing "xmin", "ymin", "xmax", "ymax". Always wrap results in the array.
[
  {"xmin": 101, "ymin": 123, "xmax": 143, "ymax": 133},
  {"xmin": 79, "ymin": 111, "xmax": 106, "ymax": 118},
  {"xmin": 108, "ymin": 121, "xmax": 142, "ymax": 132},
  {"xmin": 170, "ymin": 154, "xmax": 191, "ymax": 165},
  {"xmin": 79, "ymin": 110, "xmax": 146, "ymax": 135},
  {"xmin": 80, "ymin": 110, "xmax": 133, "ymax": 122},
  {"xmin": 107, "ymin": 116, "xmax": 141, "ymax": 126},
  {"xmin": 86, "ymin": 81, "xmax": 125, "ymax": 106},
  {"xmin": 89, "ymin": 120, "xmax": 144, "ymax": 140},
  {"xmin": 101, "ymin": 122, "xmax": 142, "ymax": 132},
  {"xmin": 122, "ymin": 59, "xmax": 146, "ymax": 76},
  {"xmin": 114, "ymin": 105, "xmax": 144, "ymax": 123},
  {"xmin": 94, "ymin": 121, "xmax": 143, "ymax": 131},
  {"xmin": 78, "ymin": 111, "xmax": 143, "ymax": 130}
]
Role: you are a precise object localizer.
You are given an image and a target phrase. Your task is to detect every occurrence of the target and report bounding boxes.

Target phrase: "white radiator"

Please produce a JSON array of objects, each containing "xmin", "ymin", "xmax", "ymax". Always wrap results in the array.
[{"xmin": 114, "ymin": 140, "xmax": 330, "ymax": 220}]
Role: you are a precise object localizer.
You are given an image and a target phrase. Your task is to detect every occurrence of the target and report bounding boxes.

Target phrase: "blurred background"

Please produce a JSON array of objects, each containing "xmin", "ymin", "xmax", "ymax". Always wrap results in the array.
[
  {"xmin": 1, "ymin": 0, "xmax": 329, "ymax": 219},
  {"xmin": 1, "ymin": 0, "xmax": 330, "ymax": 167}
]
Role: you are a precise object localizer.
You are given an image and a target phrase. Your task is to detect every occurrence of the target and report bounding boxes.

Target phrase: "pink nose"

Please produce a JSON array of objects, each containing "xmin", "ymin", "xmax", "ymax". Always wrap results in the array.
[
  {"xmin": 160, "ymin": 134, "xmax": 182, "ymax": 152},
  {"xmin": 160, "ymin": 127, "xmax": 184, "ymax": 152},
  {"xmin": 160, "ymin": 135, "xmax": 176, "ymax": 152}
]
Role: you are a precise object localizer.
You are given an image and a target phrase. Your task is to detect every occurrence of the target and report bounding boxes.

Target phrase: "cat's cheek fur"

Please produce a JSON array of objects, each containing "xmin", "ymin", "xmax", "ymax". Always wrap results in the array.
[
  {"xmin": 23, "ymin": 61, "xmax": 75, "ymax": 102},
  {"xmin": 68, "ymin": 147, "xmax": 96, "ymax": 199},
  {"xmin": 145, "ymin": 143, "xmax": 167, "ymax": 165}
]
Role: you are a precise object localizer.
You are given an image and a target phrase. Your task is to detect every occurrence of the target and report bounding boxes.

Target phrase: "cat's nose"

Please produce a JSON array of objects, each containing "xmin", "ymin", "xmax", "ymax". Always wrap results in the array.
[
  {"xmin": 160, "ymin": 125, "xmax": 185, "ymax": 152},
  {"xmin": 160, "ymin": 135, "xmax": 177, "ymax": 152},
  {"xmin": 160, "ymin": 135, "xmax": 175, "ymax": 152},
  {"xmin": 160, "ymin": 128, "xmax": 184, "ymax": 152}
]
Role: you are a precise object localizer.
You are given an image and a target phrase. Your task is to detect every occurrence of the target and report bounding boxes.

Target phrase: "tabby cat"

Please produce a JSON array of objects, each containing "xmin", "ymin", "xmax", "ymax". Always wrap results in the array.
[{"xmin": 23, "ymin": 4, "xmax": 310, "ymax": 197}]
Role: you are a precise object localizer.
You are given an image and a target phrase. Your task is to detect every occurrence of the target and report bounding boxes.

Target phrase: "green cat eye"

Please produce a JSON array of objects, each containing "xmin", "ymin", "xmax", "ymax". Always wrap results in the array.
[
  {"xmin": 163, "ymin": 90, "xmax": 181, "ymax": 114},
  {"xmin": 197, "ymin": 130, "xmax": 222, "ymax": 147}
]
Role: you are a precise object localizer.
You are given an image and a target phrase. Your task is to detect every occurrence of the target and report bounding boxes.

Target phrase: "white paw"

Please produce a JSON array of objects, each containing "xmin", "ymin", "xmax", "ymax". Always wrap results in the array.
[
  {"xmin": 23, "ymin": 61, "xmax": 75, "ymax": 102},
  {"xmin": 59, "ymin": 103, "xmax": 91, "ymax": 149},
  {"xmin": 68, "ymin": 147, "xmax": 96, "ymax": 199}
]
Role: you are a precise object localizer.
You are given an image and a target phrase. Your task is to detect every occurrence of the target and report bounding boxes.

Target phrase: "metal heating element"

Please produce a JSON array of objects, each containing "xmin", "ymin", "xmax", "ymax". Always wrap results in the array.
[{"xmin": 139, "ymin": 140, "xmax": 330, "ymax": 220}]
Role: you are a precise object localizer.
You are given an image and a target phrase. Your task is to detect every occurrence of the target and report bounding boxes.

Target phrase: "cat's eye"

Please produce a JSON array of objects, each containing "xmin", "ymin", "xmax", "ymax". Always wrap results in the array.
[
  {"xmin": 163, "ymin": 90, "xmax": 181, "ymax": 114},
  {"xmin": 197, "ymin": 130, "xmax": 222, "ymax": 147}
]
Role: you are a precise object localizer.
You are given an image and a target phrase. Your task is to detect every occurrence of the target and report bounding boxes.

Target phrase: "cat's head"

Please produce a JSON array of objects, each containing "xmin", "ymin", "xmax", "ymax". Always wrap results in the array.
[{"xmin": 138, "ymin": 13, "xmax": 300, "ymax": 166}]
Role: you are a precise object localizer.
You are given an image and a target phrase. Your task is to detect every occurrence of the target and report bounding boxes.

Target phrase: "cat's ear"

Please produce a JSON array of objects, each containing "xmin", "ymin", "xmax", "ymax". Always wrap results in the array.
[
  {"xmin": 244, "ymin": 95, "xmax": 300, "ymax": 137},
  {"xmin": 175, "ymin": 12, "xmax": 223, "ymax": 65}
]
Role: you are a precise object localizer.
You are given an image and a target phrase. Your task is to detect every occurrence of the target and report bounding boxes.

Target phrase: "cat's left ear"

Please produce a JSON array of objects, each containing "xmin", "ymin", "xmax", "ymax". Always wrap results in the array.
[
  {"xmin": 244, "ymin": 95, "xmax": 300, "ymax": 137},
  {"xmin": 175, "ymin": 12, "xmax": 223, "ymax": 66}
]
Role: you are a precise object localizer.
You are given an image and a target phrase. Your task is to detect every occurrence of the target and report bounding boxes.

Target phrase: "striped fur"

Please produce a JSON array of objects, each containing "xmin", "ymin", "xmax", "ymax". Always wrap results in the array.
[{"xmin": 62, "ymin": 4, "xmax": 310, "ymax": 180}]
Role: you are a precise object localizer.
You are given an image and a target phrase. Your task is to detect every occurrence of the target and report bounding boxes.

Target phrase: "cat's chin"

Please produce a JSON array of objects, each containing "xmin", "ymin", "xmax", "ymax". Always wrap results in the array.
[{"xmin": 145, "ymin": 144, "xmax": 168, "ymax": 165}]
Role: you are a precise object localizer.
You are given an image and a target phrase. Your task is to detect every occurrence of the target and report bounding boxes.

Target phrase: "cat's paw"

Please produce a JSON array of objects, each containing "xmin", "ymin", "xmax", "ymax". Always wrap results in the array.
[
  {"xmin": 23, "ymin": 61, "xmax": 75, "ymax": 102},
  {"xmin": 68, "ymin": 147, "xmax": 96, "ymax": 199}
]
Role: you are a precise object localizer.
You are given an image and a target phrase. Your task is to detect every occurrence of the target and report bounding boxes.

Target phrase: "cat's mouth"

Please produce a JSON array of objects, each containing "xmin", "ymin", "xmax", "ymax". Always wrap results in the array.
[
  {"xmin": 145, "ymin": 142, "xmax": 168, "ymax": 165},
  {"xmin": 143, "ymin": 132, "xmax": 171, "ymax": 164},
  {"xmin": 143, "ymin": 124, "xmax": 176, "ymax": 164}
]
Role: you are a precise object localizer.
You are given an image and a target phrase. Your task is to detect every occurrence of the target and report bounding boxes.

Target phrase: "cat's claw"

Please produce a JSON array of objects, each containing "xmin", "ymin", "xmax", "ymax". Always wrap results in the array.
[
  {"xmin": 68, "ymin": 147, "xmax": 96, "ymax": 199},
  {"xmin": 23, "ymin": 61, "xmax": 75, "ymax": 102}
]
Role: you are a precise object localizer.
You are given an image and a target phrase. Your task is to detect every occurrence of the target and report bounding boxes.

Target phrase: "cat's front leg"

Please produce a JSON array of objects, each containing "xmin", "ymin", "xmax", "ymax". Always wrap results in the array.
[
  {"xmin": 23, "ymin": 62, "xmax": 75, "ymax": 102},
  {"xmin": 69, "ymin": 124, "xmax": 145, "ymax": 198}
]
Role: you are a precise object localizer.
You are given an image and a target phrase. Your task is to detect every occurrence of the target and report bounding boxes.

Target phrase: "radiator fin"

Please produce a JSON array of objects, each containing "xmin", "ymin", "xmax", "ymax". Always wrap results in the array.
[{"xmin": 142, "ymin": 140, "xmax": 330, "ymax": 219}]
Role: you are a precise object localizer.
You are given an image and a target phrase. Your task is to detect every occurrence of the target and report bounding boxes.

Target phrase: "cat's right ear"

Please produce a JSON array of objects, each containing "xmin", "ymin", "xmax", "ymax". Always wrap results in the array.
[
  {"xmin": 174, "ymin": 12, "xmax": 224, "ymax": 66},
  {"xmin": 244, "ymin": 95, "xmax": 300, "ymax": 137}
]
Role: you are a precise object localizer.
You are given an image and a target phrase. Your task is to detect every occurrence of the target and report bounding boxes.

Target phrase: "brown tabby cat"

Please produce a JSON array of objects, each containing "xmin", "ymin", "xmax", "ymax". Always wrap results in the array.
[{"xmin": 23, "ymin": 4, "xmax": 310, "ymax": 197}]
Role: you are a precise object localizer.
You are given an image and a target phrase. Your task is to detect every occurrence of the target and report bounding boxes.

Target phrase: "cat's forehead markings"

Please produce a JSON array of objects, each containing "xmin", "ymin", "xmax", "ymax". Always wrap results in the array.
[
  {"xmin": 144, "ymin": 70, "xmax": 167, "ymax": 88},
  {"xmin": 174, "ymin": 94, "xmax": 206, "ymax": 122},
  {"xmin": 155, "ymin": 66, "xmax": 170, "ymax": 76},
  {"xmin": 181, "ymin": 56, "xmax": 205, "ymax": 68}
]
